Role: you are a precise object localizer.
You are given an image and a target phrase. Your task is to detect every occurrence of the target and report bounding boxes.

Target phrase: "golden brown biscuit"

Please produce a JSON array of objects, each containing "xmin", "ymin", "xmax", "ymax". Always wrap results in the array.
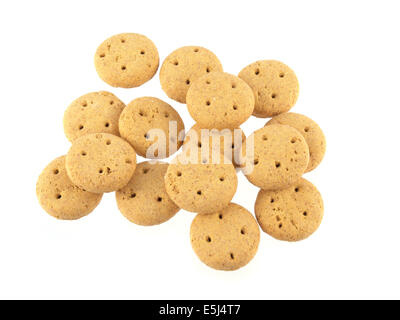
[
  {"xmin": 94, "ymin": 33, "xmax": 159, "ymax": 88},
  {"xmin": 63, "ymin": 91, "xmax": 125, "ymax": 142},
  {"xmin": 238, "ymin": 60, "xmax": 299, "ymax": 118},
  {"xmin": 242, "ymin": 124, "xmax": 309, "ymax": 190},
  {"xmin": 186, "ymin": 72, "xmax": 254, "ymax": 129},
  {"xmin": 165, "ymin": 148, "xmax": 237, "ymax": 214},
  {"xmin": 183, "ymin": 124, "xmax": 245, "ymax": 167},
  {"xmin": 119, "ymin": 97, "xmax": 185, "ymax": 159},
  {"xmin": 190, "ymin": 203, "xmax": 260, "ymax": 271},
  {"xmin": 66, "ymin": 133, "xmax": 136, "ymax": 193},
  {"xmin": 36, "ymin": 156, "xmax": 102, "ymax": 220},
  {"xmin": 116, "ymin": 161, "xmax": 180, "ymax": 226},
  {"xmin": 159, "ymin": 46, "xmax": 223, "ymax": 103},
  {"xmin": 266, "ymin": 113, "xmax": 326, "ymax": 172},
  {"xmin": 255, "ymin": 178, "xmax": 323, "ymax": 241}
]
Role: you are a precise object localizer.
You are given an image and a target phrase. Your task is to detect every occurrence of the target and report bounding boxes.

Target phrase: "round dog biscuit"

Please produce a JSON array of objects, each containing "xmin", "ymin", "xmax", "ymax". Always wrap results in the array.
[
  {"xmin": 242, "ymin": 124, "xmax": 309, "ymax": 190},
  {"xmin": 63, "ymin": 91, "xmax": 125, "ymax": 142},
  {"xmin": 116, "ymin": 161, "xmax": 180, "ymax": 226},
  {"xmin": 190, "ymin": 203, "xmax": 260, "ymax": 271},
  {"xmin": 183, "ymin": 124, "xmax": 246, "ymax": 167},
  {"xmin": 186, "ymin": 72, "xmax": 254, "ymax": 129},
  {"xmin": 36, "ymin": 156, "xmax": 102, "ymax": 220},
  {"xmin": 159, "ymin": 46, "xmax": 223, "ymax": 103},
  {"xmin": 238, "ymin": 60, "xmax": 299, "ymax": 118},
  {"xmin": 165, "ymin": 148, "xmax": 237, "ymax": 214},
  {"xmin": 66, "ymin": 133, "xmax": 137, "ymax": 193},
  {"xmin": 255, "ymin": 178, "xmax": 324, "ymax": 241},
  {"xmin": 119, "ymin": 97, "xmax": 185, "ymax": 159},
  {"xmin": 94, "ymin": 33, "xmax": 159, "ymax": 88},
  {"xmin": 266, "ymin": 113, "xmax": 326, "ymax": 172}
]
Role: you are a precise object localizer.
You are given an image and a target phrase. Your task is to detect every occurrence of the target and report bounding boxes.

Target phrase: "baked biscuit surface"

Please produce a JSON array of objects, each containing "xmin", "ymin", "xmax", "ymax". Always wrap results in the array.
[
  {"xmin": 186, "ymin": 72, "xmax": 254, "ymax": 129},
  {"xmin": 119, "ymin": 97, "xmax": 184, "ymax": 159},
  {"xmin": 255, "ymin": 178, "xmax": 324, "ymax": 241},
  {"xmin": 165, "ymin": 148, "xmax": 237, "ymax": 214},
  {"xmin": 95, "ymin": 33, "xmax": 159, "ymax": 88},
  {"xmin": 190, "ymin": 203, "xmax": 260, "ymax": 271},
  {"xmin": 159, "ymin": 46, "xmax": 223, "ymax": 103},
  {"xmin": 36, "ymin": 156, "xmax": 102, "ymax": 220},
  {"xmin": 266, "ymin": 113, "xmax": 326, "ymax": 172},
  {"xmin": 116, "ymin": 161, "xmax": 180, "ymax": 226},
  {"xmin": 242, "ymin": 124, "xmax": 309, "ymax": 190},
  {"xmin": 63, "ymin": 91, "xmax": 125, "ymax": 142},
  {"xmin": 239, "ymin": 60, "xmax": 299, "ymax": 118},
  {"xmin": 66, "ymin": 133, "xmax": 137, "ymax": 193}
]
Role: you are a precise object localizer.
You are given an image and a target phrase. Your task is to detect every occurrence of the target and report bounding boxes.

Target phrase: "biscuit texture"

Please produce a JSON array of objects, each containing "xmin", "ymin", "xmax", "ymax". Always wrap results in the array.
[
  {"xmin": 95, "ymin": 33, "xmax": 159, "ymax": 88},
  {"xmin": 242, "ymin": 124, "xmax": 309, "ymax": 190},
  {"xmin": 165, "ymin": 148, "xmax": 237, "ymax": 214},
  {"xmin": 255, "ymin": 178, "xmax": 323, "ymax": 241},
  {"xmin": 238, "ymin": 60, "xmax": 299, "ymax": 118},
  {"xmin": 190, "ymin": 203, "xmax": 260, "ymax": 271},
  {"xmin": 119, "ymin": 97, "xmax": 185, "ymax": 159},
  {"xmin": 63, "ymin": 91, "xmax": 125, "ymax": 142},
  {"xmin": 183, "ymin": 124, "xmax": 246, "ymax": 167},
  {"xmin": 66, "ymin": 133, "xmax": 137, "ymax": 193},
  {"xmin": 36, "ymin": 156, "xmax": 102, "ymax": 220},
  {"xmin": 186, "ymin": 72, "xmax": 254, "ymax": 129},
  {"xmin": 266, "ymin": 113, "xmax": 326, "ymax": 172},
  {"xmin": 159, "ymin": 46, "xmax": 223, "ymax": 103},
  {"xmin": 116, "ymin": 161, "xmax": 180, "ymax": 226}
]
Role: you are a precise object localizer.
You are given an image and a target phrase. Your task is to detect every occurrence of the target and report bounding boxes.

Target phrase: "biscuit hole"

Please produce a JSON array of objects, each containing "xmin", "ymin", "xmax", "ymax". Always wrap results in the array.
[
  {"xmin": 105, "ymin": 122, "xmax": 110, "ymax": 128},
  {"xmin": 270, "ymin": 198, "xmax": 274, "ymax": 203},
  {"xmin": 254, "ymin": 159, "xmax": 259, "ymax": 165},
  {"xmin": 295, "ymin": 187, "xmax": 299, "ymax": 192},
  {"xmin": 144, "ymin": 133, "xmax": 149, "ymax": 140},
  {"xmin": 240, "ymin": 228, "xmax": 246, "ymax": 235},
  {"xmin": 81, "ymin": 101, "xmax": 87, "ymax": 107},
  {"xmin": 197, "ymin": 190, "xmax": 202, "ymax": 195},
  {"xmin": 106, "ymin": 140, "xmax": 111, "ymax": 145},
  {"xmin": 139, "ymin": 111, "xmax": 145, "ymax": 117},
  {"xmin": 219, "ymin": 177, "xmax": 224, "ymax": 182},
  {"xmin": 275, "ymin": 161, "xmax": 281, "ymax": 168},
  {"xmin": 140, "ymin": 50, "xmax": 145, "ymax": 55},
  {"xmin": 255, "ymin": 69, "xmax": 260, "ymax": 75},
  {"xmin": 206, "ymin": 236, "xmax": 211, "ymax": 242},
  {"xmin": 177, "ymin": 171, "xmax": 182, "ymax": 177},
  {"xmin": 194, "ymin": 48, "xmax": 199, "ymax": 52},
  {"xmin": 164, "ymin": 113, "xmax": 169, "ymax": 118},
  {"xmin": 304, "ymin": 127, "xmax": 310, "ymax": 132},
  {"xmin": 206, "ymin": 80, "xmax": 211, "ymax": 84},
  {"xmin": 219, "ymin": 214, "xmax": 223, "ymax": 219},
  {"xmin": 157, "ymin": 197, "xmax": 162, "ymax": 202},
  {"xmin": 279, "ymin": 72, "xmax": 285, "ymax": 78},
  {"xmin": 125, "ymin": 159, "xmax": 132, "ymax": 164},
  {"xmin": 173, "ymin": 60, "xmax": 179, "ymax": 66},
  {"xmin": 99, "ymin": 169, "xmax": 103, "ymax": 174},
  {"xmin": 56, "ymin": 194, "xmax": 62, "ymax": 200},
  {"xmin": 53, "ymin": 169, "xmax": 59, "ymax": 175},
  {"xmin": 232, "ymin": 83, "xmax": 236, "ymax": 89},
  {"xmin": 279, "ymin": 223, "xmax": 283, "ymax": 228},
  {"xmin": 206, "ymin": 67, "xmax": 210, "ymax": 73},
  {"xmin": 81, "ymin": 151, "xmax": 87, "ymax": 156},
  {"xmin": 291, "ymin": 138, "xmax": 296, "ymax": 143},
  {"xmin": 206, "ymin": 101, "xmax": 211, "ymax": 106},
  {"xmin": 271, "ymin": 93, "xmax": 277, "ymax": 99},
  {"xmin": 303, "ymin": 211, "xmax": 308, "ymax": 216},
  {"xmin": 230, "ymin": 253, "xmax": 235, "ymax": 260},
  {"xmin": 233, "ymin": 105, "xmax": 238, "ymax": 110},
  {"xmin": 121, "ymin": 66, "xmax": 126, "ymax": 70},
  {"xmin": 186, "ymin": 79, "xmax": 190, "ymax": 85},
  {"xmin": 143, "ymin": 168, "xmax": 149, "ymax": 174},
  {"xmin": 121, "ymin": 39, "xmax": 125, "ymax": 43},
  {"xmin": 99, "ymin": 53, "xmax": 105, "ymax": 58},
  {"xmin": 79, "ymin": 125, "xmax": 84, "ymax": 130},
  {"xmin": 262, "ymin": 135, "xmax": 268, "ymax": 141},
  {"xmin": 130, "ymin": 193, "xmax": 136, "ymax": 198},
  {"xmin": 110, "ymin": 101, "xmax": 114, "ymax": 105}
]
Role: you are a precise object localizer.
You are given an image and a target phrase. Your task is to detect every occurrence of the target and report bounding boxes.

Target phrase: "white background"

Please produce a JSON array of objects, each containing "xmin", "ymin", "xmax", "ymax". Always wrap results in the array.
[{"xmin": 0, "ymin": 0, "xmax": 399, "ymax": 300}]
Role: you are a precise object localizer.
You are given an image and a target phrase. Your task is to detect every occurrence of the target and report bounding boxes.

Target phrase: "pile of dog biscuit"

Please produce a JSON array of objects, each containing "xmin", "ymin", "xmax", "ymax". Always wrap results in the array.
[{"xmin": 36, "ymin": 33, "xmax": 326, "ymax": 271}]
